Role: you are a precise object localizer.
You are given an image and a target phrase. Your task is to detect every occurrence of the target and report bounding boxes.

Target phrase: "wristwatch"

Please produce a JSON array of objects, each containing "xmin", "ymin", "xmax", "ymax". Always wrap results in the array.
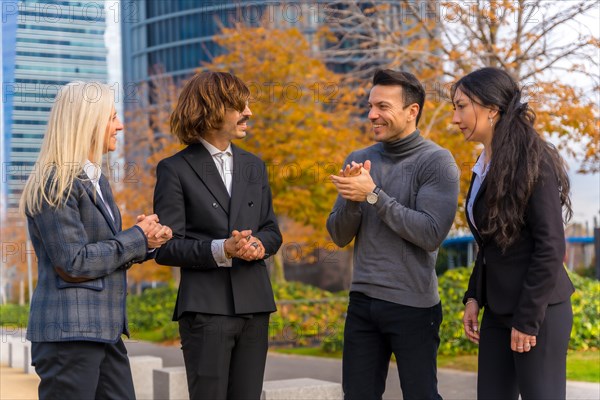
[{"xmin": 366, "ymin": 186, "xmax": 381, "ymax": 205}]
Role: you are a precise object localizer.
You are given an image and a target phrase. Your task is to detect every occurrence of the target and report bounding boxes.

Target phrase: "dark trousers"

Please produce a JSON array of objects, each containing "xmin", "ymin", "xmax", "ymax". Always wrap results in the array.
[
  {"xmin": 178, "ymin": 312, "xmax": 270, "ymax": 400},
  {"xmin": 342, "ymin": 292, "xmax": 443, "ymax": 400},
  {"xmin": 478, "ymin": 299, "xmax": 573, "ymax": 400},
  {"xmin": 31, "ymin": 338, "xmax": 135, "ymax": 400}
]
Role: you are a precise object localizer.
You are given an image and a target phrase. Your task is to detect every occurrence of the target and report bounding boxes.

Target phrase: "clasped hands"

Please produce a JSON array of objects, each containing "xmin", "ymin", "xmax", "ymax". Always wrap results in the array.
[
  {"xmin": 135, "ymin": 214, "xmax": 173, "ymax": 249},
  {"xmin": 330, "ymin": 160, "xmax": 376, "ymax": 201},
  {"xmin": 224, "ymin": 229, "xmax": 265, "ymax": 261},
  {"xmin": 463, "ymin": 299, "xmax": 537, "ymax": 353}
]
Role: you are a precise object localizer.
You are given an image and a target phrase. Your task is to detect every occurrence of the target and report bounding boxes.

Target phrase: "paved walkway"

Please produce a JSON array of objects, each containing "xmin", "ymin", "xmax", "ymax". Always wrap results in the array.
[{"xmin": 1, "ymin": 339, "xmax": 599, "ymax": 399}]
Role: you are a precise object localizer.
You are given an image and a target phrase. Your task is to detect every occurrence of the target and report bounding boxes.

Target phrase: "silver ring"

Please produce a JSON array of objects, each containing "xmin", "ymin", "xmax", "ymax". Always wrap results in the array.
[{"xmin": 251, "ymin": 242, "xmax": 259, "ymax": 249}]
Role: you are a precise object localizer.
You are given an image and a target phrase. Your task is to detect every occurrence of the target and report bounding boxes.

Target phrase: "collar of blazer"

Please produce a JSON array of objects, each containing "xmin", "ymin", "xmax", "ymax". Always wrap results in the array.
[
  {"xmin": 182, "ymin": 143, "xmax": 251, "ymax": 222},
  {"xmin": 80, "ymin": 172, "xmax": 120, "ymax": 235}
]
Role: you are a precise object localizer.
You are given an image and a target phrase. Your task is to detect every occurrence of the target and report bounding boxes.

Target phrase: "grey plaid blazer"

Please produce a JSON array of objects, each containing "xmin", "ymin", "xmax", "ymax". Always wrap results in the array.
[{"xmin": 25, "ymin": 173, "xmax": 149, "ymax": 343}]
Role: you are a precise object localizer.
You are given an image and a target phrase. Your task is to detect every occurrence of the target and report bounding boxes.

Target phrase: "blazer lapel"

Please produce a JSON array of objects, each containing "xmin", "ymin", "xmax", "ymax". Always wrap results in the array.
[
  {"xmin": 183, "ymin": 144, "xmax": 230, "ymax": 214},
  {"xmin": 99, "ymin": 174, "xmax": 122, "ymax": 231},
  {"xmin": 470, "ymin": 176, "xmax": 488, "ymax": 244},
  {"xmin": 81, "ymin": 174, "xmax": 119, "ymax": 235},
  {"xmin": 229, "ymin": 145, "xmax": 249, "ymax": 228}
]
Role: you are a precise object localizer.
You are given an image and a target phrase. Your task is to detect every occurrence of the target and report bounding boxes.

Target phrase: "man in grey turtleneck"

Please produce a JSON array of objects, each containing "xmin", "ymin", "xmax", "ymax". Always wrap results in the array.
[{"xmin": 327, "ymin": 69, "xmax": 459, "ymax": 400}]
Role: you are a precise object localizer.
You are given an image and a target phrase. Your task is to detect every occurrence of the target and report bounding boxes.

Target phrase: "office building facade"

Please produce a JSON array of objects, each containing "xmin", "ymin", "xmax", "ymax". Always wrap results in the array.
[
  {"xmin": 1, "ymin": 0, "xmax": 108, "ymax": 221},
  {"xmin": 121, "ymin": 0, "xmax": 325, "ymax": 86}
]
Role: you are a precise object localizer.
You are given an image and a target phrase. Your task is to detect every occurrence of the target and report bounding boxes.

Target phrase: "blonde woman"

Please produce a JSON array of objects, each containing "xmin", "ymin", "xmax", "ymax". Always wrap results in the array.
[{"xmin": 20, "ymin": 82, "xmax": 172, "ymax": 399}]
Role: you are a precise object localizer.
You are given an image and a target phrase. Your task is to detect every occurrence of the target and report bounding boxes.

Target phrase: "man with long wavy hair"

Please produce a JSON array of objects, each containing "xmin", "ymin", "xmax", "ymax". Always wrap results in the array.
[{"xmin": 153, "ymin": 71, "xmax": 282, "ymax": 399}]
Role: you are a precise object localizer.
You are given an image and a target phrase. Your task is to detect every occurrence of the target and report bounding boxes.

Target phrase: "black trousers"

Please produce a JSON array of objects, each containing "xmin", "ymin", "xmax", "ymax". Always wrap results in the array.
[
  {"xmin": 478, "ymin": 299, "xmax": 573, "ymax": 400},
  {"xmin": 342, "ymin": 292, "xmax": 443, "ymax": 400},
  {"xmin": 31, "ymin": 338, "xmax": 135, "ymax": 400},
  {"xmin": 178, "ymin": 312, "xmax": 270, "ymax": 400}
]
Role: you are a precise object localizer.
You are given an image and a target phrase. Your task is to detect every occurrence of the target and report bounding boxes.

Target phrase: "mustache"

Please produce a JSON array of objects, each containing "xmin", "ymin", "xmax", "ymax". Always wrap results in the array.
[{"xmin": 237, "ymin": 116, "xmax": 249, "ymax": 124}]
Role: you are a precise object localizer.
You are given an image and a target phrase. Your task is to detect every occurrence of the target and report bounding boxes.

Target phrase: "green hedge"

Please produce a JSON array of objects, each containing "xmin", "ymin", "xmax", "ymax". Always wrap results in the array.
[
  {"xmin": 127, "ymin": 286, "xmax": 179, "ymax": 341},
  {"xmin": 437, "ymin": 267, "xmax": 477, "ymax": 355},
  {"xmin": 0, "ymin": 303, "xmax": 29, "ymax": 327},
  {"xmin": 270, "ymin": 281, "xmax": 347, "ymax": 349},
  {"xmin": 567, "ymin": 272, "xmax": 600, "ymax": 350},
  {"xmin": 124, "ymin": 281, "xmax": 349, "ymax": 346},
  {"xmin": 123, "ymin": 267, "xmax": 599, "ymax": 355},
  {"xmin": 437, "ymin": 267, "xmax": 600, "ymax": 355},
  {"xmin": 2, "ymin": 268, "xmax": 598, "ymax": 356}
]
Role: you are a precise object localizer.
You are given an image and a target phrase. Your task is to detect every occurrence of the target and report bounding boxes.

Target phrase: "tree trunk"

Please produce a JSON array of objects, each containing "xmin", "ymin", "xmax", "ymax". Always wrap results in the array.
[{"xmin": 270, "ymin": 251, "xmax": 286, "ymax": 284}]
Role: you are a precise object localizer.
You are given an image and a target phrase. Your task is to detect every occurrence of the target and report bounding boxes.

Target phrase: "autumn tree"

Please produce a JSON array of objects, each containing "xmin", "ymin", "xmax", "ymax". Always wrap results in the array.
[
  {"xmin": 117, "ymin": 23, "xmax": 372, "ymax": 283},
  {"xmin": 112, "ymin": 73, "xmax": 182, "ymax": 290},
  {"xmin": 322, "ymin": 0, "xmax": 599, "ymax": 224},
  {"xmin": 0, "ymin": 218, "xmax": 34, "ymax": 304},
  {"xmin": 202, "ymin": 24, "xmax": 371, "ymax": 273},
  {"xmin": 205, "ymin": 25, "xmax": 369, "ymax": 234}
]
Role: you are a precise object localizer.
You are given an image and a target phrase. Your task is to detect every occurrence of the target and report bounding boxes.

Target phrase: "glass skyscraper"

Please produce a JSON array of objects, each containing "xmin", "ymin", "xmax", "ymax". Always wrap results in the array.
[
  {"xmin": 1, "ymin": 0, "xmax": 108, "ymax": 221},
  {"xmin": 121, "ymin": 0, "xmax": 325, "ymax": 85}
]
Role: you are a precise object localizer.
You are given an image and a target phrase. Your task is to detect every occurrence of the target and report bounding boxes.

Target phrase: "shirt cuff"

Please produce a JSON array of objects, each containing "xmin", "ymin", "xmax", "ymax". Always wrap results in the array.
[{"xmin": 212, "ymin": 239, "xmax": 232, "ymax": 267}]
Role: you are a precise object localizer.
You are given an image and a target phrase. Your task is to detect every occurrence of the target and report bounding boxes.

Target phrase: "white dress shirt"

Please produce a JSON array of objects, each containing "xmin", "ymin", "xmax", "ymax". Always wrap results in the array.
[
  {"xmin": 83, "ymin": 160, "xmax": 115, "ymax": 221},
  {"xmin": 467, "ymin": 150, "xmax": 490, "ymax": 230},
  {"xmin": 199, "ymin": 137, "xmax": 234, "ymax": 267}
]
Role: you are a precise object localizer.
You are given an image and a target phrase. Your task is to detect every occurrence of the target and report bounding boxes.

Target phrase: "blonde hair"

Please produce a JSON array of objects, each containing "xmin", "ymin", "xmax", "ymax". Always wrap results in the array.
[{"xmin": 19, "ymin": 82, "xmax": 114, "ymax": 216}]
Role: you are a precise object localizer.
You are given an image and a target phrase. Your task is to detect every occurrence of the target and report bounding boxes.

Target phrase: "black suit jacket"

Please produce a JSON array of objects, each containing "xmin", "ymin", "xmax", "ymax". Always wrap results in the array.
[
  {"xmin": 153, "ymin": 143, "xmax": 282, "ymax": 319},
  {"xmin": 463, "ymin": 157, "xmax": 574, "ymax": 336}
]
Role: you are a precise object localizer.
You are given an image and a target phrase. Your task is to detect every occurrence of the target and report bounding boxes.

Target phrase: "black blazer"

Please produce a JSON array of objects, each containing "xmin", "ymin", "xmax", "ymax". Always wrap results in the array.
[
  {"xmin": 463, "ymin": 157, "xmax": 574, "ymax": 336},
  {"xmin": 153, "ymin": 143, "xmax": 282, "ymax": 319}
]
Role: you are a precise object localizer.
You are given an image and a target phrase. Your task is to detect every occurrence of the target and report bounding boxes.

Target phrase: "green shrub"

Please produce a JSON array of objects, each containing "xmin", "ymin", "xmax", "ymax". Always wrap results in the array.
[
  {"xmin": 125, "ymin": 280, "xmax": 350, "ymax": 348},
  {"xmin": 0, "ymin": 303, "xmax": 29, "ymax": 327},
  {"xmin": 271, "ymin": 281, "xmax": 347, "ymax": 300},
  {"xmin": 437, "ymin": 267, "xmax": 479, "ymax": 355},
  {"xmin": 127, "ymin": 286, "xmax": 178, "ymax": 341},
  {"xmin": 123, "ymin": 270, "xmax": 600, "ymax": 354},
  {"xmin": 567, "ymin": 271, "xmax": 600, "ymax": 350},
  {"xmin": 315, "ymin": 267, "xmax": 600, "ymax": 356},
  {"xmin": 270, "ymin": 281, "xmax": 347, "ymax": 348},
  {"xmin": 6, "ymin": 269, "xmax": 597, "ymax": 355},
  {"xmin": 436, "ymin": 267, "xmax": 600, "ymax": 355},
  {"xmin": 321, "ymin": 323, "xmax": 345, "ymax": 353}
]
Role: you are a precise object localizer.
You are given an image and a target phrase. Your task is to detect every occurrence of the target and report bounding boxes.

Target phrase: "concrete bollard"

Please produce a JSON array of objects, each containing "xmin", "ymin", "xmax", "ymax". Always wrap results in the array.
[
  {"xmin": 151, "ymin": 368, "xmax": 342, "ymax": 400},
  {"xmin": 153, "ymin": 367, "xmax": 189, "ymax": 400},
  {"xmin": 261, "ymin": 378, "xmax": 343, "ymax": 400},
  {"xmin": 22, "ymin": 342, "xmax": 36, "ymax": 374},
  {"xmin": 0, "ymin": 335, "xmax": 16, "ymax": 365},
  {"xmin": 8, "ymin": 341, "xmax": 27, "ymax": 369},
  {"xmin": 130, "ymin": 355, "xmax": 163, "ymax": 400}
]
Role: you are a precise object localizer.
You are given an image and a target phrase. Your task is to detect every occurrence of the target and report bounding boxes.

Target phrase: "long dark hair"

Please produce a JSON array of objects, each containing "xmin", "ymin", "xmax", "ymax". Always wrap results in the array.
[{"xmin": 452, "ymin": 67, "xmax": 572, "ymax": 250}]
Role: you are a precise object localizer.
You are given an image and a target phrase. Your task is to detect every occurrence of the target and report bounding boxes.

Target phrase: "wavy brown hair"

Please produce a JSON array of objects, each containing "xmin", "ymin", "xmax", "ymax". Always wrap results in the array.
[
  {"xmin": 170, "ymin": 71, "xmax": 250, "ymax": 144},
  {"xmin": 452, "ymin": 67, "xmax": 572, "ymax": 251}
]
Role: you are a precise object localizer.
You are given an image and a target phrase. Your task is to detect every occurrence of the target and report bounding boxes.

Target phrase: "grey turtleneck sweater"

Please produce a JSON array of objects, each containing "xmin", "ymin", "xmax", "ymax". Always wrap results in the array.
[{"xmin": 327, "ymin": 130, "xmax": 459, "ymax": 307}]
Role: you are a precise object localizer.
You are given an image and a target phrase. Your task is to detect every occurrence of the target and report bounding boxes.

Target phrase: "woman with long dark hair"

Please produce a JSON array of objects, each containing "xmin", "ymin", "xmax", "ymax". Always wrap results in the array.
[{"xmin": 452, "ymin": 67, "xmax": 574, "ymax": 399}]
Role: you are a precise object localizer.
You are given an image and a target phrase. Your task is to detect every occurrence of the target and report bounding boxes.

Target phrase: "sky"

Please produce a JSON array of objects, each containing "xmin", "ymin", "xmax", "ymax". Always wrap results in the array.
[
  {"xmin": 562, "ymin": 153, "xmax": 599, "ymax": 231},
  {"xmin": 104, "ymin": 1, "xmax": 599, "ymax": 232},
  {"xmin": 547, "ymin": 1, "xmax": 599, "ymax": 231},
  {"xmin": 104, "ymin": 1, "xmax": 124, "ymax": 163}
]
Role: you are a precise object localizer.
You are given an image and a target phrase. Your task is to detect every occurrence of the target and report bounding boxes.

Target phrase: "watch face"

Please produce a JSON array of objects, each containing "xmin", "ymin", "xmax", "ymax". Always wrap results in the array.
[{"xmin": 366, "ymin": 192, "xmax": 378, "ymax": 204}]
